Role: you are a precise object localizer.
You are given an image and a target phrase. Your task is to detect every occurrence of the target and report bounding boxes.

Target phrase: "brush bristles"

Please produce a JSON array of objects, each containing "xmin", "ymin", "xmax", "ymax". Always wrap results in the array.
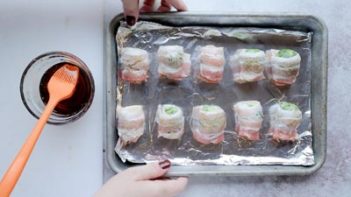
[{"xmin": 53, "ymin": 65, "xmax": 79, "ymax": 84}]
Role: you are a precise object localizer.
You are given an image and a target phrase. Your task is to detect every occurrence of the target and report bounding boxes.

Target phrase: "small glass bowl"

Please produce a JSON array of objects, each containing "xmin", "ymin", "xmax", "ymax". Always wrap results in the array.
[{"xmin": 20, "ymin": 51, "xmax": 95, "ymax": 124}]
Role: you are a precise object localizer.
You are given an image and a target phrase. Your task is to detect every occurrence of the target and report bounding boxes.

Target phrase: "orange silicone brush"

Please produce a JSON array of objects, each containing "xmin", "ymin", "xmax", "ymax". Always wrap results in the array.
[{"xmin": 0, "ymin": 64, "xmax": 79, "ymax": 197}]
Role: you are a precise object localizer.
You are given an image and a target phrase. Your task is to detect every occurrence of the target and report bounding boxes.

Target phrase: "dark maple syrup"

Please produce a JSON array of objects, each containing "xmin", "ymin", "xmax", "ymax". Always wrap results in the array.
[{"xmin": 39, "ymin": 63, "xmax": 92, "ymax": 116}]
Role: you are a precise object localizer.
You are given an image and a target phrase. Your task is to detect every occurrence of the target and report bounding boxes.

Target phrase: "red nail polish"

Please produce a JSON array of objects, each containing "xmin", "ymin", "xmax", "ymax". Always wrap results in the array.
[
  {"xmin": 159, "ymin": 160, "xmax": 171, "ymax": 169},
  {"xmin": 126, "ymin": 16, "xmax": 136, "ymax": 26}
]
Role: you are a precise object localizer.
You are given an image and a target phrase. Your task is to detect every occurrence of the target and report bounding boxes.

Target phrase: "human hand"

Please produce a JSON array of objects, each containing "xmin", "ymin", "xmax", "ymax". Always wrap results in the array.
[
  {"xmin": 121, "ymin": 0, "xmax": 187, "ymax": 26},
  {"xmin": 94, "ymin": 160, "xmax": 188, "ymax": 197}
]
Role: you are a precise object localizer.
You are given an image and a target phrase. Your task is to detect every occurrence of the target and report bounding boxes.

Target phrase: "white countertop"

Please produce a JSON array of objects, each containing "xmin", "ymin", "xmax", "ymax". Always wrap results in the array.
[{"xmin": 1, "ymin": 0, "xmax": 350, "ymax": 197}]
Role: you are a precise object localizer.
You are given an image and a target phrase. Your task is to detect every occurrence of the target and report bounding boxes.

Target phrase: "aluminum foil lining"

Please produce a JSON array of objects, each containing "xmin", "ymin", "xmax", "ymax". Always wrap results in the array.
[{"xmin": 115, "ymin": 21, "xmax": 314, "ymax": 166}]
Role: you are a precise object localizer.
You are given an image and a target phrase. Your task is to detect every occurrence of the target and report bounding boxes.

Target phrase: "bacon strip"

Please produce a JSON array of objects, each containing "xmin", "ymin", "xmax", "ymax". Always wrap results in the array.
[
  {"xmin": 156, "ymin": 104, "xmax": 185, "ymax": 140},
  {"xmin": 117, "ymin": 105, "xmax": 145, "ymax": 144},
  {"xmin": 158, "ymin": 46, "xmax": 191, "ymax": 81},
  {"xmin": 198, "ymin": 45, "xmax": 225, "ymax": 83},
  {"xmin": 265, "ymin": 49, "xmax": 301, "ymax": 86},
  {"xmin": 120, "ymin": 47, "xmax": 150, "ymax": 84},
  {"xmin": 233, "ymin": 101, "xmax": 263, "ymax": 141},
  {"xmin": 269, "ymin": 102, "xmax": 302, "ymax": 142},
  {"xmin": 230, "ymin": 49, "xmax": 266, "ymax": 84},
  {"xmin": 191, "ymin": 105, "xmax": 226, "ymax": 144}
]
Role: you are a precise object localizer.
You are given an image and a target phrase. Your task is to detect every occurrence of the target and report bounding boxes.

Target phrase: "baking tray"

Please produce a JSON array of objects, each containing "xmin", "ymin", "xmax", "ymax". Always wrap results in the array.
[{"xmin": 104, "ymin": 13, "xmax": 328, "ymax": 176}]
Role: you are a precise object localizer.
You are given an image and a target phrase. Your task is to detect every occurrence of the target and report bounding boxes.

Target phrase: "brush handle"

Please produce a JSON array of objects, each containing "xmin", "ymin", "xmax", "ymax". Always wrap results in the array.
[{"xmin": 0, "ymin": 98, "xmax": 59, "ymax": 197}]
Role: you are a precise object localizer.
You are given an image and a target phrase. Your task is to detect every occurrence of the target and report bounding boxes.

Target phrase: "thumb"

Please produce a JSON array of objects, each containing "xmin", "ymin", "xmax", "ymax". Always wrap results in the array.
[
  {"xmin": 123, "ymin": 160, "xmax": 171, "ymax": 181},
  {"xmin": 166, "ymin": 0, "xmax": 187, "ymax": 11},
  {"xmin": 122, "ymin": 0, "xmax": 139, "ymax": 26}
]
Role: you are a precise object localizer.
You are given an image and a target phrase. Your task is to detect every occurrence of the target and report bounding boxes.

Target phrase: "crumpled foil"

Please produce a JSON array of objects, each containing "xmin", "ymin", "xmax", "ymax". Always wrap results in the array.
[{"xmin": 115, "ymin": 21, "xmax": 314, "ymax": 166}]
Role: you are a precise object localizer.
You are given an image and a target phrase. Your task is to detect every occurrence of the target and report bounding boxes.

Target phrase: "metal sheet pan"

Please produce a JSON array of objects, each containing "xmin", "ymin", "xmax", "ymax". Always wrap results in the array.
[{"xmin": 104, "ymin": 13, "xmax": 327, "ymax": 176}]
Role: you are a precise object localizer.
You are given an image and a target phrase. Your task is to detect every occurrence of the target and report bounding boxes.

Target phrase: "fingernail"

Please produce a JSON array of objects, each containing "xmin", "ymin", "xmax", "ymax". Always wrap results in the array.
[
  {"xmin": 159, "ymin": 160, "xmax": 171, "ymax": 170},
  {"xmin": 126, "ymin": 16, "xmax": 136, "ymax": 26}
]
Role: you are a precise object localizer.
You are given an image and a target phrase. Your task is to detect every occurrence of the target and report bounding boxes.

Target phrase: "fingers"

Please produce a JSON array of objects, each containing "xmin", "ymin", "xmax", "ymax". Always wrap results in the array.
[
  {"xmin": 122, "ymin": 160, "xmax": 171, "ymax": 180},
  {"xmin": 122, "ymin": 0, "xmax": 139, "ymax": 26},
  {"xmin": 122, "ymin": 0, "xmax": 187, "ymax": 26},
  {"xmin": 143, "ymin": 177, "xmax": 189, "ymax": 197},
  {"xmin": 158, "ymin": 0, "xmax": 171, "ymax": 12},
  {"xmin": 157, "ymin": 177, "xmax": 188, "ymax": 195},
  {"xmin": 140, "ymin": 0, "xmax": 155, "ymax": 13},
  {"xmin": 165, "ymin": 0, "xmax": 187, "ymax": 11}
]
